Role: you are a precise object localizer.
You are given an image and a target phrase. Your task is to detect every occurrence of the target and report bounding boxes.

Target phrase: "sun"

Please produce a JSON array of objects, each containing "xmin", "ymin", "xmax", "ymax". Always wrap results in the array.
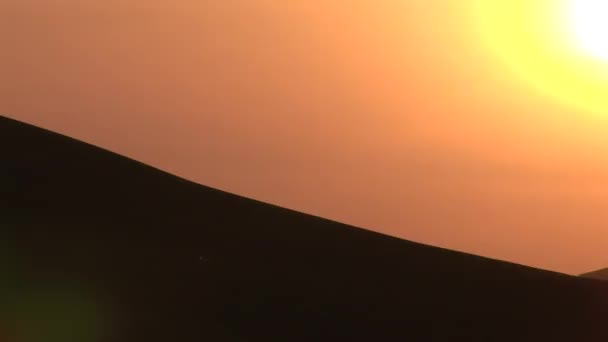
[
  {"xmin": 567, "ymin": 0, "xmax": 608, "ymax": 62},
  {"xmin": 473, "ymin": 0, "xmax": 608, "ymax": 116}
]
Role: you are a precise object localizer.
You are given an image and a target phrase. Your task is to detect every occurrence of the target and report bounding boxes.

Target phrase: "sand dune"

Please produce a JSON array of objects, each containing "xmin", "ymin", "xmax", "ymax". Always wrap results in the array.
[{"xmin": 3, "ymin": 115, "xmax": 608, "ymax": 341}]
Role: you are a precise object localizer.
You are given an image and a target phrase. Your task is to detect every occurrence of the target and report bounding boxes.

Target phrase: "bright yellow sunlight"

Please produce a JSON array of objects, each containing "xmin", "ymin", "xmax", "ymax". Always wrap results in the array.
[{"xmin": 474, "ymin": 0, "xmax": 608, "ymax": 116}]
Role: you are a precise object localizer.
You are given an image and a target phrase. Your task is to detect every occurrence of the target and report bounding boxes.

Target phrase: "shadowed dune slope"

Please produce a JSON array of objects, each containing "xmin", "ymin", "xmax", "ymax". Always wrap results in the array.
[
  {"xmin": 2, "ymin": 115, "xmax": 608, "ymax": 341},
  {"xmin": 581, "ymin": 269, "xmax": 608, "ymax": 282}
]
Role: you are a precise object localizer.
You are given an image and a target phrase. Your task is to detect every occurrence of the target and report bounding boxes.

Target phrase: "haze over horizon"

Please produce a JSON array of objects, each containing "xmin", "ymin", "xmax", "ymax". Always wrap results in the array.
[{"xmin": 2, "ymin": 0, "xmax": 608, "ymax": 274}]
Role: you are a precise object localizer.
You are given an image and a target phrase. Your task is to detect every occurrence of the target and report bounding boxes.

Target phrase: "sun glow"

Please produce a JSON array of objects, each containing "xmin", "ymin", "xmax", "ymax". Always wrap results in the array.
[
  {"xmin": 474, "ymin": 0, "xmax": 608, "ymax": 115},
  {"xmin": 567, "ymin": 0, "xmax": 608, "ymax": 62}
]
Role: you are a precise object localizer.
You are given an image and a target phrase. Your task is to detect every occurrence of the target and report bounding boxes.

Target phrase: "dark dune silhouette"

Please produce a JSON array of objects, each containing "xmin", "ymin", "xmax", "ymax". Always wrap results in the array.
[
  {"xmin": 581, "ymin": 269, "xmax": 608, "ymax": 282},
  {"xmin": 2, "ymin": 114, "xmax": 608, "ymax": 341}
]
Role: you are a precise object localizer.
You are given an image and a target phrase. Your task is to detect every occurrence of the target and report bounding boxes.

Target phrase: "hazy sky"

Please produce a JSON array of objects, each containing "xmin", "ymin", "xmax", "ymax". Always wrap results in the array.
[{"xmin": 3, "ymin": 0, "xmax": 608, "ymax": 274}]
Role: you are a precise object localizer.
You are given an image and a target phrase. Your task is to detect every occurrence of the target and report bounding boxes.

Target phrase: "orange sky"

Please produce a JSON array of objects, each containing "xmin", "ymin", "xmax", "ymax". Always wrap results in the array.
[{"xmin": 2, "ymin": 0, "xmax": 608, "ymax": 274}]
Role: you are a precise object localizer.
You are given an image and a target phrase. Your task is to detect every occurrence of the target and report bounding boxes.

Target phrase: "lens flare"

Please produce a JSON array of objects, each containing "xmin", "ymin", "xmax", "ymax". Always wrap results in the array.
[{"xmin": 474, "ymin": 0, "xmax": 608, "ymax": 116}]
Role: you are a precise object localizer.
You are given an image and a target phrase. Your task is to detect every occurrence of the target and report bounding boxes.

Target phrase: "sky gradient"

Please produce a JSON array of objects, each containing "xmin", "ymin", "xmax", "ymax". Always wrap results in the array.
[{"xmin": 2, "ymin": 0, "xmax": 608, "ymax": 274}]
